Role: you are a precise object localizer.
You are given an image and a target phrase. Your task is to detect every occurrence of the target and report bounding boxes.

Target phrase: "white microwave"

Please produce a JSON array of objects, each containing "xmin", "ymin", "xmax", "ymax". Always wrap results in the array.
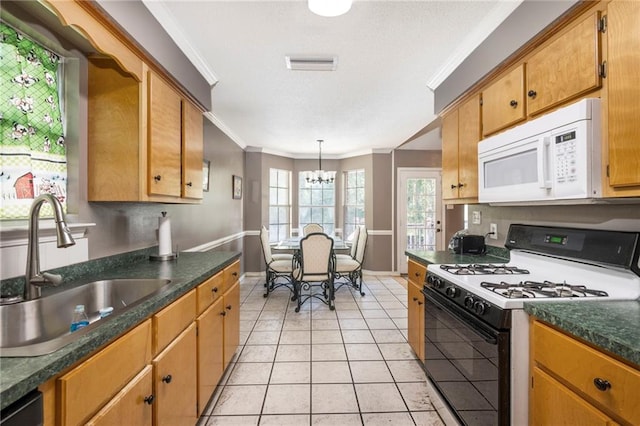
[{"xmin": 478, "ymin": 98, "xmax": 601, "ymax": 204}]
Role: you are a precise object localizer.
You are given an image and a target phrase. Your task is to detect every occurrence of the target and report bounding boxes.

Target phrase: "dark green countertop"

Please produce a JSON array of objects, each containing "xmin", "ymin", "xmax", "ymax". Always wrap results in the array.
[
  {"xmin": 524, "ymin": 300, "xmax": 640, "ymax": 367},
  {"xmin": 0, "ymin": 250, "xmax": 240, "ymax": 410},
  {"xmin": 405, "ymin": 247, "xmax": 508, "ymax": 266}
]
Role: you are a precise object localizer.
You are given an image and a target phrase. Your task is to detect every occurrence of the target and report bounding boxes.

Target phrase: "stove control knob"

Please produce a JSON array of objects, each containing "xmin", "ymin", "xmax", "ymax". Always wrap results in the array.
[
  {"xmin": 445, "ymin": 286, "xmax": 459, "ymax": 298},
  {"xmin": 429, "ymin": 276, "xmax": 443, "ymax": 288},
  {"xmin": 426, "ymin": 275, "xmax": 435, "ymax": 285},
  {"xmin": 473, "ymin": 301, "xmax": 488, "ymax": 315},
  {"xmin": 464, "ymin": 295, "xmax": 475, "ymax": 309}
]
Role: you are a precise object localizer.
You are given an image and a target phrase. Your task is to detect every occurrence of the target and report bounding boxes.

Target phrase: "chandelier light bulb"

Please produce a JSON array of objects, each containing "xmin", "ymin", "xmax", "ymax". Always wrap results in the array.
[{"xmin": 308, "ymin": 0, "xmax": 353, "ymax": 17}]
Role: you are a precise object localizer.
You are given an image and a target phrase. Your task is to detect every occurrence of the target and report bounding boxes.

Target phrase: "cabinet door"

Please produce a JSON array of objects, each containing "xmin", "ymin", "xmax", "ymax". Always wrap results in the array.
[
  {"xmin": 196, "ymin": 297, "xmax": 225, "ymax": 415},
  {"xmin": 607, "ymin": 0, "xmax": 640, "ymax": 188},
  {"xmin": 181, "ymin": 100, "xmax": 204, "ymax": 199},
  {"xmin": 153, "ymin": 323, "xmax": 198, "ymax": 426},
  {"xmin": 441, "ymin": 109, "xmax": 460, "ymax": 200},
  {"xmin": 223, "ymin": 281, "xmax": 241, "ymax": 367},
  {"xmin": 530, "ymin": 367, "xmax": 616, "ymax": 426},
  {"xmin": 196, "ymin": 271, "xmax": 224, "ymax": 315},
  {"xmin": 86, "ymin": 365, "xmax": 153, "ymax": 426},
  {"xmin": 457, "ymin": 95, "xmax": 480, "ymax": 199},
  {"xmin": 148, "ymin": 71, "xmax": 182, "ymax": 197},
  {"xmin": 482, "ymin": 64, "xmax": 526, "ymax": 136},
  {"xmin": 527, "ymin": 12, "xmax": 601, "ymax": 116}
]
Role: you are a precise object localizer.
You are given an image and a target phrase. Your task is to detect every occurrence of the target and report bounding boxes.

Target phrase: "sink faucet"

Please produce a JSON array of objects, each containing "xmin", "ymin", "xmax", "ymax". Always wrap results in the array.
[{"xmin": 25, "ymin": 194, "xmax": 76, "ymax": 300}]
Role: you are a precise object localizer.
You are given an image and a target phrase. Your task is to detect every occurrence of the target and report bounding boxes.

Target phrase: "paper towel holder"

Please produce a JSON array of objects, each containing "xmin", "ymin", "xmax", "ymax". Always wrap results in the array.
[{"xmin": 150, "ymin": 212, "xmax": 178, "ymax": 261}]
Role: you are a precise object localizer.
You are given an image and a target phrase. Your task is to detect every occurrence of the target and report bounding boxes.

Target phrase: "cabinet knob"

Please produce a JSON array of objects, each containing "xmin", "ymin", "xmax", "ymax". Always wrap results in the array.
[
  {"xmin": 528, "ymin": 90, "xmax": 537, "ymax": 98},
  {"xmin": 162, "ymin": 374, "xmax": 172, "ymax": 384},
  {"xmin": 220, "ymin": 311, "xmax": 226, "ymax": 316},
  {"xmin": 417, "ymin": 301, "xmax": 423, "ymax": 306},
  {"xmin": 413, "ymin": 297, "xmax": 418, "ymax": 302},
  {"xmin": 450, "ymin": 184, "xmax": 457, "ymax": 189},
  {"xmin": 509, "ymin": 99, "xmax": 518, "ymax": 108},
  {"xmin": 144, "ymin": 395, "xmax": 155, "ymax": 405},
  {"xmin": 414, "ymin": 272, "xmax": 420, "ymax": 277},
  {"xmin": 186, "ymin": 181, "xmax": 193, "ymax": 187},
  {"xmin": 153, "ymin": 175, "xmax": 162, "ymax": 182},
  {"xmin": 212, "ymin": 287, "xmax": 218, "ymax": 293},
  {"xmin": 593, "ymin": 378, "xmax": 611, "ymax": 391},
  {"xmin": 232, "ymin": 272, "xmax": 238, "ymax": 277},
  {"xmin": 457, "ymin": 183, "xmax": 464, "ymax": 188},
  {"xmin": 226, "ymin": 305, "xmax": 232, "ymax": 310}
]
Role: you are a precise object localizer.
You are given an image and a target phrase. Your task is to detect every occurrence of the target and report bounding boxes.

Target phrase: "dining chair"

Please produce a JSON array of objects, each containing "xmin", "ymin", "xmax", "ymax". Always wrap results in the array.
[
  {"xmin": 334, "ymin": 225, "xmax": 367, "ymax": 296},
  {"xmin": 302, "ymin": 223, "xmax": 324, "ymax": 236},
  {"xmin": 260, "ymin": 226, "xmax": 295, "ymax": 298},
  {"xmin": 292, "ymin": 232, "xmax": 335, "ymax": 312},
  {"xmin": 335, "ymin": 225, "xmax": 360, "ymax": 263}
]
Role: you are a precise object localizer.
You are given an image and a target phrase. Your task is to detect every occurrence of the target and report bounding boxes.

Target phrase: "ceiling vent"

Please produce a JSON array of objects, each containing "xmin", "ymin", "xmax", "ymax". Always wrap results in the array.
[{"xmin": 285, "ymin": 56, "xmax": 338, "ymax": 71}]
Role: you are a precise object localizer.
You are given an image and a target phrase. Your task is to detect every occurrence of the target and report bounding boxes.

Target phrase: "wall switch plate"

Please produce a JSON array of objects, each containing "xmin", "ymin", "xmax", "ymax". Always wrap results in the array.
[
  {"xmin": 489, "ymin": 223, "xmax": 498, "ymax": 239},
  {"xmin": 472, "ymin": 211, "xmax": 481, "ymax": 225}
]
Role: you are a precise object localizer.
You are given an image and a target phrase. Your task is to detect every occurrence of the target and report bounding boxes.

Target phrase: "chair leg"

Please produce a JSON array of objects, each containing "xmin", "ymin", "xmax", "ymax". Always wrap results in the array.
[
  {"xmin": 358, "ymin": 270, "xmax": 365, "ymax": 296},
  {"xmin": 263, "ymin": 270, "xmax": 271, "ymax": 297},
  {"xmin": 294, "ymin": 280, "xmax": 301, "ymax": 313}
]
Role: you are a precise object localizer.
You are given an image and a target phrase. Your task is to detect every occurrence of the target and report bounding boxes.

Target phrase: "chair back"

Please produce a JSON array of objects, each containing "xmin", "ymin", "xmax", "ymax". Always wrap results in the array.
[
  {"xmin": 348, "ymin": 226, "xmax": 360, "ymax": 258},
  {"xmin": 299, "ymin": 233, "xmax": 333, "ymax": 277},
  {"xmin": 260, "ymin": 226, "xmax": 273, "ymax": 264},
  {"xmin": 302, "ymin": 223, "xmax": 324, "ymax": 236},
  {"xmin": 354, "ymin": 226, "xmax": 368, "ymax": 264}
]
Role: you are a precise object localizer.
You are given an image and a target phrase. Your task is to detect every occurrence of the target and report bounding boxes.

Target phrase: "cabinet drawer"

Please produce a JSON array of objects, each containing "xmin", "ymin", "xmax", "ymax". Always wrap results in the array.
[
  {"xmin": 196, "ymin": 271, "xmax": 224, "ymax": 315},
  {"xmin": 58, "ymin": 320, "xmax": 152, "ymax": 426},
  {"xmin": 86, "ymin": 365, "xmax": 153, "ymax": 426},
  {"xmin": 407, "ymin": 260, "xmax": 427, "ymax": 286},
  {"xmin": 532, "ymin": 321, "xmax": 640, "ymax": 424},
  {"xmin": 223, "ymin": 261, "xmax": 240, "ymax": 291},
  {"xmin": 153, "ymin": 290, "xmax": 196, "ymax": 355}
]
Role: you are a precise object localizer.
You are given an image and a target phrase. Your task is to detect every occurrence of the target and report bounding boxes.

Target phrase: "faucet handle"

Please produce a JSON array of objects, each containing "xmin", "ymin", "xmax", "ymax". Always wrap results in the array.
[{"xmin": 32, "ymin": 272, "xmax": 63, "ymax": 287}]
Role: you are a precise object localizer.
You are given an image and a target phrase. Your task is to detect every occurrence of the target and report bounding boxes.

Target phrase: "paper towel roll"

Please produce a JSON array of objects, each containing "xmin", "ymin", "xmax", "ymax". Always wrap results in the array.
[{"xmin": 158, "ymin": 214, "xmax": 173, "ymax": 255}]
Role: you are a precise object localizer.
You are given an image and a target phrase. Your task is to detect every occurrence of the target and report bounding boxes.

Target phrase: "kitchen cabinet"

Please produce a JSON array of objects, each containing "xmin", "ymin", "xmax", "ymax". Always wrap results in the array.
[
  {"xmin": 223, "ymin": 281, "xmax": 241, "ymax": 368},
  {"xmin": 407, "ymin": 259, "xmax": 426, "ymax": 362},
  {"xmin": 196, "ymin": 297, "xmax": 225, "ymax": 415},
  {"xmin": 530, "ymin": 319, "xmax": 640, "ymax": 425},
  {"xmin": 605, "ymin": 0, "xmax": 640, "ymax": 193},
  {"xmin": 482, "ymin": 64, "xmax": 526, "ymax": 136},
  {"xmin": 441, "ymin": 94, "xmax": 481, "ymax": 202},
  {"xmin": 182, "ymin": 100, "xmax": 204, "ymax": 199},
  {"xmin": 526, "ymin": 11, "xmax": 602, "ymax": 117}
]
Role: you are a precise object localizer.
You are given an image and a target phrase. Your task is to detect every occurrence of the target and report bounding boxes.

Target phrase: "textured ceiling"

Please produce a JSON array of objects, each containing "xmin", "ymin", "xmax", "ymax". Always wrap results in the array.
[{"xmin": 144, "ymin": 0, "xmax": 522, "ymax": 158}]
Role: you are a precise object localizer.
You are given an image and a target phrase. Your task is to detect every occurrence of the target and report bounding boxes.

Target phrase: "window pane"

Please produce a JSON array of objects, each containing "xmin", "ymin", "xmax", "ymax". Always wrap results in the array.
[{"xmin": 277, "ymin": 188, "xmax": 288, "ymax": 204}]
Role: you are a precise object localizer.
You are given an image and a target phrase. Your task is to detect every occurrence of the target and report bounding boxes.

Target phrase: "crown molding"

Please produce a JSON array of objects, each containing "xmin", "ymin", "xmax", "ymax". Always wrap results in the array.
[{"xmin": 204, "ymin": 111, "xmax": 247, "ymax": 150}]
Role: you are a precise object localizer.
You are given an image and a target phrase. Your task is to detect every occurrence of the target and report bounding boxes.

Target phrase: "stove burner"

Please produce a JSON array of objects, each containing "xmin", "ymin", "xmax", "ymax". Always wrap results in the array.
[
  {"xmin": 480, "ymin": 280, "xmax": 609, "ymax": 299},
  {"xmin": 440, "ymin": 264, "xmax": 530, "ymax": 275}
]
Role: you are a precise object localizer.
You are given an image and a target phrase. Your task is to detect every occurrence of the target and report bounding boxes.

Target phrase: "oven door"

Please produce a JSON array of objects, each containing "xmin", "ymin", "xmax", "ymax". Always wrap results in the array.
[{"xmin": 422, "ymin": 287, "xmax": 510, "ymax": 426}]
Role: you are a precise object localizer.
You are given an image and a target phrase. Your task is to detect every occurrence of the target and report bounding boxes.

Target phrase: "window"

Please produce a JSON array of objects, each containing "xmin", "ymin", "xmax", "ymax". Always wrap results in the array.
[
  {"xmin": 343, "ymin": 169, "xmax": 365, "ymax": 240},
  {"xmin": 298, "ymin": 171, "xmax": 335, "ymax": 235},
  {"xmin": 0, "ymin": 22, "xmax": 67, "ymax": 219},
  {"xmin": 269, "ymin": 168, "xmax": 291, "ymax": 242}
]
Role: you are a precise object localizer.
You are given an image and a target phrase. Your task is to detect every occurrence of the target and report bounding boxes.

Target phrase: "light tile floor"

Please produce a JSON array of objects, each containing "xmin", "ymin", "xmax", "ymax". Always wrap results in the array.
[{"xmin": 198, "ymin": 275, "xmax": 444, "ymax": 426}]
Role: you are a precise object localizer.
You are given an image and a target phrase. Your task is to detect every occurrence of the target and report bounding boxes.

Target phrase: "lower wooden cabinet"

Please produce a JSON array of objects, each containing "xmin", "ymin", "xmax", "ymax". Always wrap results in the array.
[
  {"xmin": 196, "ymin": 297, "xmax": 225, "ymax": 415},
  {"xmin": 407, "ymin": 260, "xmax": 426, "ymax": 362},
  {"xmin": 153, "ymin": 323, "xmax": 198, "ymax": 426}
]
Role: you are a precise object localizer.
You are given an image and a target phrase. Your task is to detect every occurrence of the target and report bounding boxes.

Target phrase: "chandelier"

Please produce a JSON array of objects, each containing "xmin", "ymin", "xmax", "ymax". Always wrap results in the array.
[
  {"xmin": 306, "ymin": 140, "xmax": 335, "ymax": 184},
  {"xmin": 308, "ymin": 0, "xmax": 353, "ymax": 17}
]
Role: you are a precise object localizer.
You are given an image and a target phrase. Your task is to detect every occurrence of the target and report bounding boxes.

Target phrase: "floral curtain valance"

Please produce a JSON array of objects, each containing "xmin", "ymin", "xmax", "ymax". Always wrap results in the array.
[{"xmin": 0, "ymin": 21, "xmax": 67, "ymax": 219}]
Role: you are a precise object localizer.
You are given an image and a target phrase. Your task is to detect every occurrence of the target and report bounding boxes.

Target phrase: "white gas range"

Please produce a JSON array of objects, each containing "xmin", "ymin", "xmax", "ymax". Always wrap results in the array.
[{"xmin": 422, "ymin": 224, "xmax": 640, "ymax": 426}]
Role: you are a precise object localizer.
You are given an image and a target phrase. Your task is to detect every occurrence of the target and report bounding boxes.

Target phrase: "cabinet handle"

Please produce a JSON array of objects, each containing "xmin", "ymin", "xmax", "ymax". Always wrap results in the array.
[
  {"xmin": 417, "ymin": 301, "xmax": 423, "ymax": 305},
  {"xmin": 232, "ymin": 272, "xmax": 238, "ymax": 277},
  {"xmin": 457, "ymin": 183, "xmax": 464, "ymax": 188},
  {"xmin": 212, "ymin": 287, "xmax": 218, "ymax": 293},
  {"xmin": 220, "ymin": 311, "xmax": 226, "ymax": 316},
  {"xmin": 450, "ymin": 184, "xmax": 457, "ymax": 189},
  {"xmin": 144, "ymin": 395, "xmax": 155, "ymax": 405},
  {"xmin": 509, "ymin": 100, "xmax": 518, "ymax": 108},
  {"xmin": 153, "ymin": 175, "xmax": 162, "ymax": 182},
  {"xmin": 226, "ymin": 305, "xmax": 232, "ymax": 310},
  {"xmin": 414, "ymin": 272, "xmax": 420, "ymax": 277},
  {"xmin": 162, "ymin": 374, "xmax": 172, "ymax": 384},
  {"xmin": 528, "ymin": 90, "xmax": 537, "ymax": 98},
  {"xmin": 412, "ymin": 297, "xmax": 418, "ymax": 302},
  {"xmin": 186, "ymin": 181, "xmax": 193, "ymax": 187},
  {"xmin": 593, "ymin": 378, "xmax": 611, "ymax": 391}
]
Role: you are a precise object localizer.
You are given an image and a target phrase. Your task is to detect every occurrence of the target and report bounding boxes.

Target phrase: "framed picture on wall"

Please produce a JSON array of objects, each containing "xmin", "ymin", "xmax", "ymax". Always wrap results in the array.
[
  {"xmin": 232, "ymin": 175, "xmax": 242, "ymax": 199},
  {"xmin": 203, "ymin": 160, "xmax": 211, "ymax": 192}
]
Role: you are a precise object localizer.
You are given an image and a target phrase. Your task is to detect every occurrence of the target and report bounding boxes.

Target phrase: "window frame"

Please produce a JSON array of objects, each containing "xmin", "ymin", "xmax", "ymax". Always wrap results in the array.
[
  {"xmin": 343, "ymin": 169, "xmax": 365, "ymax": 240},
  {"xmin": 298, "ymin": 171, "xmax": 336, "ymax": 235},
  {"xmin": 268, "ymin": 168, "xmax": 292, "ymax": 243}
]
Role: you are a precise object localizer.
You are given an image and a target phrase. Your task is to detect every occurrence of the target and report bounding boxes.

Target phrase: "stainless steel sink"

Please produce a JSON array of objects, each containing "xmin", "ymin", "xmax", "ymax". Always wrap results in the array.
[{"xmin": 0, "ymin": 278, "xmax": 172, "ymax": 357}]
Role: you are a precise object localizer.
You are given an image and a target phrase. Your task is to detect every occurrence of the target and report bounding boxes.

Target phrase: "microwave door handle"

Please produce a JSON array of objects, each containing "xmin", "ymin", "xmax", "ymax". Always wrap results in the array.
[{"xmin": 537, "ymin": 136, "xmax": 552, "ymax": 189}]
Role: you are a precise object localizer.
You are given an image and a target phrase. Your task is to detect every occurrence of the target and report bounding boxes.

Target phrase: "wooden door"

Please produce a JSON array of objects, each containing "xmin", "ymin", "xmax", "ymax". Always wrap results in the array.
[
  {"xmin": 482, "ymin": 64, "xmax": 526, "ymax": 136},
  {"xmin": 527, "ymin": 12, "xmax": 601, "ymax": 116},
  {"xmin": 223, "ymin": 281, "xmax": 241, "ymax": 367},
  {"xmin": 441, "ymin": 109, "xmax": 460, "ymax": 200},
  {"xmin": 457, "ymin": 94, "xmax": 481, "ymax": 199},
  {"xmin": 153, "ymin": 323, "xmax": 198, "ymax": 426},
  {"xmin": 607, "ymin": 0, "xmax": 640, "ymax": 188},
  {"xmin": 148, "ymin": 71, "xmax": 182, "ymax": 197},
  {"xmin": 86, "ymin": 365, "xmax": 153, "ymax": 426},
  {"xmin": 196, "ymin": 298, "xmax": 225, "ymax": 415},
  {"xmin": 181, "ymin": 100, "xmax": 204, "ymax": 199}
]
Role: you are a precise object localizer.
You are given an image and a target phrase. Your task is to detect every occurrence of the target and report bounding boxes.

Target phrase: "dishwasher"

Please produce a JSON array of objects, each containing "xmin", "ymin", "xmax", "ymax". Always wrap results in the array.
[{"xmin": 0, "ymin": 390, "xmax": 43, "ymax": 426}]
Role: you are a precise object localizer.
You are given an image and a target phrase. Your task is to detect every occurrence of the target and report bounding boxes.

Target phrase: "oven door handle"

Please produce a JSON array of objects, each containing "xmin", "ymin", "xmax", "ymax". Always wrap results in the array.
[{"xmin": 424, "ymin": 289, "xmax": 498, "ymax": 345}]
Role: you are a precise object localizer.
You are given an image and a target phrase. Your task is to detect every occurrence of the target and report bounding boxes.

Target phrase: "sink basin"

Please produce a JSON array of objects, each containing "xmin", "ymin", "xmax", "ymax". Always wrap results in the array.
[{"xmin": 0, "ymin": 278, "xmax": 172, "ymax": 357}]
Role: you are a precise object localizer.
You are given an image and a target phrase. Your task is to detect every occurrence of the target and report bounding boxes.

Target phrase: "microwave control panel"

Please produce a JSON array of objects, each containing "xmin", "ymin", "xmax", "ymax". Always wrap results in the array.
[{"xmin": 554, "ymin": 130, "xmax": 577, "ymax": 184}]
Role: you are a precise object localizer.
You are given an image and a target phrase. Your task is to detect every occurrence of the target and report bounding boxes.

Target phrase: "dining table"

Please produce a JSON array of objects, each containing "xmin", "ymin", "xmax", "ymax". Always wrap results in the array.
[{"xmin": 271, "ymin": 236, "xmax": 350, "ymax": 251}]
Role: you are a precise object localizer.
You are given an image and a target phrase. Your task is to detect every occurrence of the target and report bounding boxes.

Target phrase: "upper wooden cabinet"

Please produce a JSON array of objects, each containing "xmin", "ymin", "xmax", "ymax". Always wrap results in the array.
[
  {"xmin": 482, "ymin": 64, "xmax": 526, "ymax": 136},
  {"xmin": 606, "ymin": 0, "xmax": 640, "ymax": 191},
  {"xmin": 442, "ymin": 94, "xmax": 481, "ymax": 202},
  {"xmin": 526, "ymin": 11, "xmax": 602, "ymax": 117},
  {"xmin": 182, "ymin": 100, "xmax": 204, "ymax": 199}
]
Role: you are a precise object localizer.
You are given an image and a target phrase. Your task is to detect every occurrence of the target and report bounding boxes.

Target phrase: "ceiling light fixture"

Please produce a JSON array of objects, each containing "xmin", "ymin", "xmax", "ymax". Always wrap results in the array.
[
  {"xmin": 308, "ymin": 0, "xmax": 352, "ymax": 17},
  {"xmin": 306, "ymin": 140, "xmax": 335, "ymax": 184}
]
